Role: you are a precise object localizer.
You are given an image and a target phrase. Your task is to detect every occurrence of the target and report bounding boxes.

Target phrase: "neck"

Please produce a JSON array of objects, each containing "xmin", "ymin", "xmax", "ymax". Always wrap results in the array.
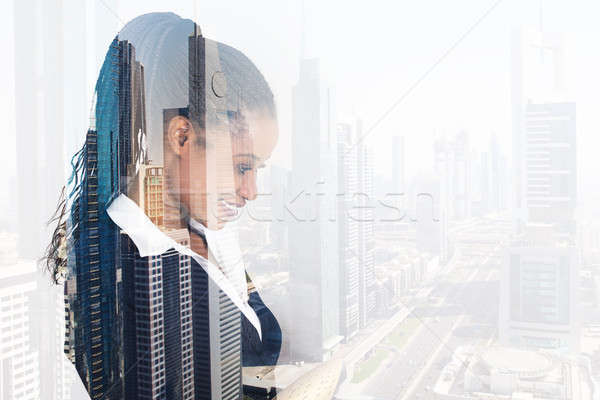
[{"xmin": 188, "ymin": 227, "xmax": 208, "ymax": 259}]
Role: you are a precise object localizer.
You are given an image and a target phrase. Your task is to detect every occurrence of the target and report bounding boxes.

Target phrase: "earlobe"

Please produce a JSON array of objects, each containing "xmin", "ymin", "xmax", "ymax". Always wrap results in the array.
[{"xmin": 167, "ymin": 116, "xmax": 191, "ymax": 156}]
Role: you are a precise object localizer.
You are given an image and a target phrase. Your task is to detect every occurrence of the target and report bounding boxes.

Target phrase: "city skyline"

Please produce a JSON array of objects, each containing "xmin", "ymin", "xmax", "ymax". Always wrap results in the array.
[{"xmin": 2, "ymin": 2, "xmax": 600, "ymax": 400}]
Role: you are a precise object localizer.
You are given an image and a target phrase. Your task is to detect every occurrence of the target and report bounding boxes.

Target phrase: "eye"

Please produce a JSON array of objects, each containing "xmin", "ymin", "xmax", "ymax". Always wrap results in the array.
[{"xmin": 237, "ymin": 164, "xmax": 253, "ymax": 175}]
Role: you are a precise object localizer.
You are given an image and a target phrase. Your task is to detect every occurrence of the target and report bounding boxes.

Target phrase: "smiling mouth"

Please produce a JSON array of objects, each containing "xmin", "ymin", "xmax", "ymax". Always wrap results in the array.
[{"xmin": 219, "ymin": 199, "xmax": 243, "ymax": 217}]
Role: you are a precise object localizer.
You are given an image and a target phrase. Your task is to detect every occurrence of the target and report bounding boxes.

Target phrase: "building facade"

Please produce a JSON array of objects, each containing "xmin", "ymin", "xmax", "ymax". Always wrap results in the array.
[
  {"xmin": 336, "ymin": 122, "xmax": 360, "ymax": 340},
  {"xmin": 289, "ymin": 58, "xmax": 342, "ymax": 361}
]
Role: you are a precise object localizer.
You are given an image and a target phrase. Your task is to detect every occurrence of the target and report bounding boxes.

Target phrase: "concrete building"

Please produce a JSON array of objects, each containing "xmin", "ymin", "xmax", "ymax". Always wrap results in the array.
[{"xmin": 140, "ymin": 165, "xmax": 164, "ymax": 227}]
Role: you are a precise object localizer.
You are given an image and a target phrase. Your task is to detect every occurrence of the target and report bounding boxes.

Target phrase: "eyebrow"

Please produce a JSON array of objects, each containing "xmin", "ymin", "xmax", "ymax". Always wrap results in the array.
[{"xmin": 234, "ymin": 153, "xmax": 266, "ymax": 168}]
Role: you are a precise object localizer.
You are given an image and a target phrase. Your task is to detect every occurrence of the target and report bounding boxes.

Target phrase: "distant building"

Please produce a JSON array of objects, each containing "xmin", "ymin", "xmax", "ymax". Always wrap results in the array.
[
  {"xmin": 506, "ymin": 27, "xmax": 580, "ymax": 353},
  {"xmin": 269, "ymin": 165, "xmax": 290, "ymax": 252},
  {"xmin": 511, "ymin": 27, "xmax": 573, "ymax": 235},
  {"xmin": 288, "ymin": 58, "xmax": 342, "ymax": 362},
  {"xmin": 434, "ymin": 131, "xmax": 471, "ymax": 221},
  {"xmin": 0, "ymin": 259, "xmax": 40, "ymax": 400},
  {"xmin": 337, "ymin": 122, "xmax": 360, "ymax": 340},
  {"xmin": 435, "ymin": 345, "xmax": 592, "ymax": 399},
  {"xmin": 413, "ymin": 171, "xmax": 448, "ymax": 262},
  {"xmin": 499, "ymin": 227, "xmax": 580, "ymax": 352},
  {"xmin": 520, "ymin": 102, "xmax": 577, "ymax": 237},
  {"xmin": 356, "ymin": 127, "xmax": 376, "ymax": 328}
]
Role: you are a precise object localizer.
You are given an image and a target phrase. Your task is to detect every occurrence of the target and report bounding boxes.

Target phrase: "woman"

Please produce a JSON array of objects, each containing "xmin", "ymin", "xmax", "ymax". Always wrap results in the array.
[{"xmin": 45, "ymin": 12, "xmax": 281, "ymax": 400}]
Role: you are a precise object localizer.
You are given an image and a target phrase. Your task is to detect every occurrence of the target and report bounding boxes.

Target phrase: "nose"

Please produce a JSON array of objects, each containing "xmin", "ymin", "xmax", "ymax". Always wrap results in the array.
[{"xmin": 238, "ymin": 174, "xmax": 257, "ymax": 203}]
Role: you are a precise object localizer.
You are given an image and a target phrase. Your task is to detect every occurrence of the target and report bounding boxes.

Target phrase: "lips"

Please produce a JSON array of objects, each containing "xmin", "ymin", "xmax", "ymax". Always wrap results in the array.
[{"xmin": 217, "ymin": 199, "xmax": 243, "ymax": 221}]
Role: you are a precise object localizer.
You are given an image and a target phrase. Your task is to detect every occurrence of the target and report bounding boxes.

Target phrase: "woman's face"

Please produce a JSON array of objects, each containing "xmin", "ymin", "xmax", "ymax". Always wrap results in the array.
[{"xmin": 169, "ymin": 108, "xmax": 278, "ymax": 230}]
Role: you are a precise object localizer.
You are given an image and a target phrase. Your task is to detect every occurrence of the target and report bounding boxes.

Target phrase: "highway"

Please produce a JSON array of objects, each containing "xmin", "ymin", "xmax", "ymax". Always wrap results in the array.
[{"xmin": 357, "ymin": 217, "xmax": 508, "ymax": 399}]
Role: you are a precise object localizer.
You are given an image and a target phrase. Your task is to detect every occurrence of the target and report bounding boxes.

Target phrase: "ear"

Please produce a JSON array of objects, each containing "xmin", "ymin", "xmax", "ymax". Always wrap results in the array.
[{"xmin": 167, "ymin": 116, "xmax": 192, "ymax": 156}]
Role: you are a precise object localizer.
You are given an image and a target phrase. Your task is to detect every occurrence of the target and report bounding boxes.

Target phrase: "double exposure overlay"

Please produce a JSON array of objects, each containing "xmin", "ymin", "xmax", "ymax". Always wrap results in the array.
[{"xmin": 2, "ymin": 1, "xmax": 600, "ymax": 400}]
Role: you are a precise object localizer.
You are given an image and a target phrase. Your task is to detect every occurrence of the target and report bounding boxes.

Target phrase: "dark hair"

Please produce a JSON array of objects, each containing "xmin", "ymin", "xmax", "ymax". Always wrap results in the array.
[{"xmin": 43, "ymin": 12, "xmax": 277, "ymax": 283}]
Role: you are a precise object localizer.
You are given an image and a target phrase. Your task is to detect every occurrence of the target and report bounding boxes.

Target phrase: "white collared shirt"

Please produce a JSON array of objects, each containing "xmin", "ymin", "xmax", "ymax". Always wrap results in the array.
[{"xmin": 106, "ymin": 193, "xmax": 261, "ymax": 338}]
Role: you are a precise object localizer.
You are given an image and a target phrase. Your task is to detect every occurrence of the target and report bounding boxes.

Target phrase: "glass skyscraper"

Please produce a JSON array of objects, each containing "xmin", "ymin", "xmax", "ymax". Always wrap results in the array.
[{"xmin": 66, "ymin": 38, "xmax": 147, "ymax": 399}]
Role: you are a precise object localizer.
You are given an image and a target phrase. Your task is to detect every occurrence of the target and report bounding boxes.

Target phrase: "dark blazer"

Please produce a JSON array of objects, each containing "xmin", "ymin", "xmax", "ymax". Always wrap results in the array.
[{"xmin": 242, "ymin": 274, "xmax": 282, "ymax": 399}]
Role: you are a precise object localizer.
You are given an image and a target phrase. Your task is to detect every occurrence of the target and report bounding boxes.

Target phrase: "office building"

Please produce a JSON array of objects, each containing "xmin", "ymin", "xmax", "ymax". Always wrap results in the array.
[
  {"xmin": 511, "ymin": 27, "xmax": 572, "ymax": 234},
  {"xmin": 121, "ymin": 229, "xmax": 195, "ymax": 400},
  {"xmin": 499, "ymin": 226, "xmax": 580, "ymax": 352},
  {"xmin": 356, "ymin": 126, "xmax": 376, "ymax": 328},
  {"xmin": 336, "ymin": 122, "xmax": 360, "ymax": 340},
  {"xmin": 66, "ymin": 38, "xmax": 147, "ymax": 399},
  {"xmin": 188, "ymin": 26, "xmax": 243, "ymax": 399},
  {"xmin": 503, "ymin": 27, "xmax": 579, "ymax": 353},
  {"xmin": 288, "ymin": 58, "xmax": 342, "ymax": 361},
  {"xmin": 521, "ymin": 102, "xmax": 576, "ymax": 236},
  {"xmin": 0, "ymin": 257, "xmax": 40, "ymax": 400},
  {"xmin": 140, "ymin": 165, "xmax": 164, "ymax": 227}
]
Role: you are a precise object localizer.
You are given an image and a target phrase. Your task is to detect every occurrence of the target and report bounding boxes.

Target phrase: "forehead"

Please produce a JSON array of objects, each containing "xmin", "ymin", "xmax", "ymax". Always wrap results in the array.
[{"xmin": 229, "ymin": 109, "xmax": 278, "ymax": 160}]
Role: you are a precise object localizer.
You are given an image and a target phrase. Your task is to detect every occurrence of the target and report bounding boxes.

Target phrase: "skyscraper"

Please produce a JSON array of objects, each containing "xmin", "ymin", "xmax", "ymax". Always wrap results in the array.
[
  {"xmin": 337, "ymin": 122, "xmax": 360, "ymax": 340},
  {"xmin": 289, "ymin": 58, "xmax": 341, "ymax": 361},
  {"xmin": 66, "ymin": 38, "xmax": 147, "ymax": 399},
  {"xmin": 511, "ymin": 27, "xmax": 570, "ymax": 233},
  {"xmin": 188, "ymin": 26, "xmax": 243, "ymax": 399},
  {"xmin": 502, "ymin": 27, "xmax": 580, "ymax": 353},
  {"xmin": 356, "ymin": 124, "xmax": 375, "ymax": 328},
  {"xmin": 122, "ymin": 229, "xmax": 195, "ymax": 400},
  {"xmin": 522, "ymin": 102, "xmax": 576, "ymax": 236}
]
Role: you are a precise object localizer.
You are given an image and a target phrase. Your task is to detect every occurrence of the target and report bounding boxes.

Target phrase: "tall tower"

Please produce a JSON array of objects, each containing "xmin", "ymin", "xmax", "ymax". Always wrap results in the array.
[
  {"xmin": 289, "ymin": 58, "xmax": 341, "ymax": 361},
  {"xmin": 187, "ymin": 25, "xmax": 243, "ymax": 399},
  {"xmin": 356, "ymin": 121, "xmax": 375, "ymax": 328},
  {"xmin": 510, "ymin": 27, "xmax": 570, "ymax": 233},
  {"xmin": 337, "ymin": 122, "xmax": 360, "ymax": 340},
  {"xmin": 501, "ymin": 25, "xmax": 579, "ymax": 353},
  {"xmin": 66, "ymin": 38, "xmax": 148, "ymax": 399},
  {"xmin": 121, "ymin": 229, "xmax": 195, "ymax": 400}
]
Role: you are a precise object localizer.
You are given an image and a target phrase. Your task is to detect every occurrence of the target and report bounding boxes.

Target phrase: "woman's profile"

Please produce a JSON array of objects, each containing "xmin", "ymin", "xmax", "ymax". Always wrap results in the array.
[{"xmin": 45, "ymin": 12, "xmax": 281, "ymax": 400}]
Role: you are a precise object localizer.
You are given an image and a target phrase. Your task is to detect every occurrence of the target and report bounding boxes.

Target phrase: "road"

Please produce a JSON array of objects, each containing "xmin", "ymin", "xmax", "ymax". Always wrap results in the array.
[{"xmin": 358, "ymin": 217, "xmax": 508, "ymax": 399}]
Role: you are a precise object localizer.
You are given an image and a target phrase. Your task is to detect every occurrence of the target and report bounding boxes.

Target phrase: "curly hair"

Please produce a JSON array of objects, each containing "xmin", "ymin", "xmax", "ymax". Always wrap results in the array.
[{"xmin": 42, "ymin": 186, "xmax": 68, "ymax": 284}]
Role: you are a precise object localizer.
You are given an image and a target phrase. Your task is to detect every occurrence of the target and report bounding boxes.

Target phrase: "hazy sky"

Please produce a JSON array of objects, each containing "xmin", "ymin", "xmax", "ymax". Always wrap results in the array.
[{"xmin": 2, "ymin": 0, "xmax": 600, "ymax": 214}]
